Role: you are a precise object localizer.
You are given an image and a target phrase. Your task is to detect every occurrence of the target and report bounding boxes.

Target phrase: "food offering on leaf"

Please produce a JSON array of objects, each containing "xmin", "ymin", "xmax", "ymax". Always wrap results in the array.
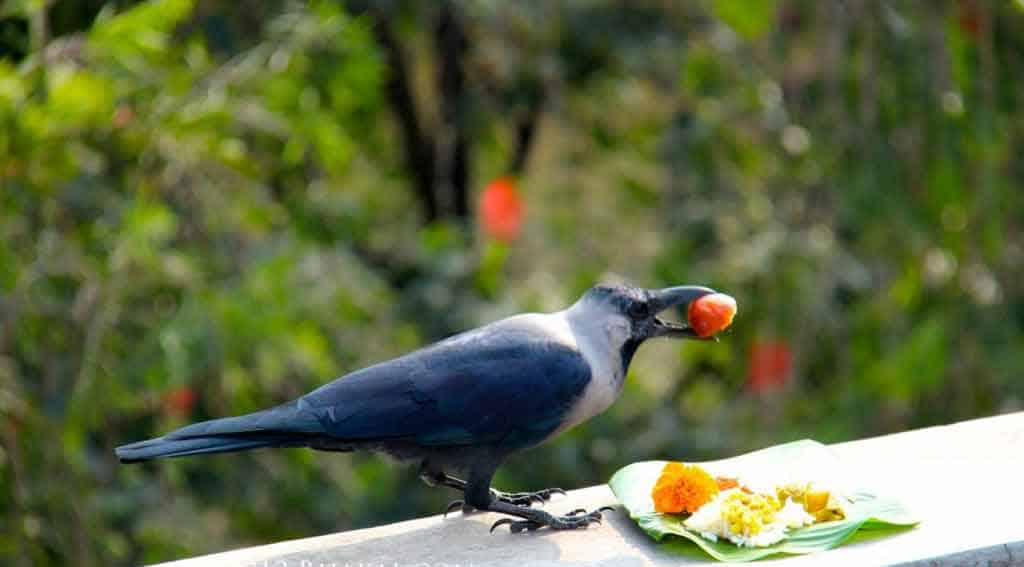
[
  {"xmin": 650, "ymin": 462, "xmax": 849, "ymax": 548},
  {"xmin": 687, "ymin": 293, "xmax": 737, "ymax": 337},
  {"xmin": 609, "ymin": 440, "xmax": 919, "ymax": 562}
]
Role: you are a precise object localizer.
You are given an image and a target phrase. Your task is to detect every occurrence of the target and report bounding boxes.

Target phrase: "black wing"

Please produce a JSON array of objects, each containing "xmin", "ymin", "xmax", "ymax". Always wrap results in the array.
[{"xmin": 299, "ymin": 324, "xmax": 592, "ymax": 450}]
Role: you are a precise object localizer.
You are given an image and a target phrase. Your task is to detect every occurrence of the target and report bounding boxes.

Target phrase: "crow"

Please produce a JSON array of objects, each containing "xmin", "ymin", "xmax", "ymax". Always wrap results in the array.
[{"xmin": 117, "ymin": 284, "xmax": 719, "ymax": 532}]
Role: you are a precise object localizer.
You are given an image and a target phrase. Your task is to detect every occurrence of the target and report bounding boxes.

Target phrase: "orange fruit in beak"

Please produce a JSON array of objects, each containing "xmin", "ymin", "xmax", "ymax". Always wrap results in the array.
[{"xmin": 687, "ymin": 293, "xmax": 737, "ymax": 337}]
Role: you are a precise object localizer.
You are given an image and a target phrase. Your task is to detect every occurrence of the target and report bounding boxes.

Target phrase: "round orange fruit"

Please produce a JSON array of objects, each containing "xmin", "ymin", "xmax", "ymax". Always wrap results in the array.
[{"xmin": 687, "ymin": 293, "xmax": 737, "ymax": 338}]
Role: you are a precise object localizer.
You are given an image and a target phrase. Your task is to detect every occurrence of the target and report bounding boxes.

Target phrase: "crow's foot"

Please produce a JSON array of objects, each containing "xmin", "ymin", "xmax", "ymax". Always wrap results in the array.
[
  {"xmin": 492, "ymin": 487, "xmax": 565, "ymax": 507},
  {"xmin": 489, "ymin": 505, "xmax": 614, "ymax": 533}
]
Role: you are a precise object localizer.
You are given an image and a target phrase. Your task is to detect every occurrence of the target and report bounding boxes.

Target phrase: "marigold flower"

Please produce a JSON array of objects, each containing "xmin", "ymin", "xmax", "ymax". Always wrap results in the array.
[
  {"xmin": 651, "ymin": 462, "xmax": 719, "ymax": 514},
  {"xmin": 716, "ymin": 476, "xmax": 740, "ymax": 491}
]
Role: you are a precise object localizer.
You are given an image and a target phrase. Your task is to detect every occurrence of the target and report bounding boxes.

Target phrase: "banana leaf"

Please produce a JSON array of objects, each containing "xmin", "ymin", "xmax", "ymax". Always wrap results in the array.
[{"xmin": 608, "ymin": 440, "xmax": 919, "ymax": 562}]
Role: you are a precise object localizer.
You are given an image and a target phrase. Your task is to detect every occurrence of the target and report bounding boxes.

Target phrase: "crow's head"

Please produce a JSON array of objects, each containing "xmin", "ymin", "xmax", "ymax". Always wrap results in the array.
[
  {"xmin": 578, "ymin": 283, "xmax": 716, "ymax": 341},
  {"xmin": 570, "ymin": 283, "xmax": 717, "ymax": 371}
]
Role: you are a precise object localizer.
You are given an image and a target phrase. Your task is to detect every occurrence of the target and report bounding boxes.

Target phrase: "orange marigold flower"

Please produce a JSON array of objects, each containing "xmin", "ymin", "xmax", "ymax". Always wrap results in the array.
[
  {"xmin": 716, "ymin": 476, "xmax": 740, "ymax": 491},
  {"xmin": 651, "ymin": 462, "xmax": 719, "ymax": 514}
]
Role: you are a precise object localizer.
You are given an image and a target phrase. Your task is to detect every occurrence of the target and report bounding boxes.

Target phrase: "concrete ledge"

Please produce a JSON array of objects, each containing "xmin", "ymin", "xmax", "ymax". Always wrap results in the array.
[{"xmin": 155, "ymin": 412, "xmax": 1024, "ymax": 567}]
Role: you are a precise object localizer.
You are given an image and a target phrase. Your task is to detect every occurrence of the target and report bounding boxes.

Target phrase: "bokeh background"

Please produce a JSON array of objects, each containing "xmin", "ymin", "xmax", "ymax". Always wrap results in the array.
[{"xmin": 2, "ymin": 0, "xmax": 1022, "ymax": 564}]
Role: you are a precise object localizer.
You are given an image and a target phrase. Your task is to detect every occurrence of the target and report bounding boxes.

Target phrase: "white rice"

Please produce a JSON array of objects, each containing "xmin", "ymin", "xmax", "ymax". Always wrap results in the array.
[{"xmin": 683, "ymin": 489, "xmax": 814, "ymax": 548}]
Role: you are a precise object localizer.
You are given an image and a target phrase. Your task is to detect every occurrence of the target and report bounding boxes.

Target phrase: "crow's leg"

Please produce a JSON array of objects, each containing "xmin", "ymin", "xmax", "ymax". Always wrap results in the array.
[
  {"xmin": 419, "ymin": 467, "xmax": 466, "ymax": 491},
  {"xmin": 461, "ymin": 466, "xmax": 611, "ymax": 533},
  {"xmin": 420, "ymin": 465, "xmax": 563, "ymax": 510},
  {"xmin": 419, "ymin": 468, "xmax": 477, "ymax": 515}
]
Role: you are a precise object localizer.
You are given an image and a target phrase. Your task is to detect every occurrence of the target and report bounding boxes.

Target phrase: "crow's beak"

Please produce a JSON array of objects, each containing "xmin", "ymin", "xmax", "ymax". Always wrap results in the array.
[{"xmin": 648, "ymin": 285, "xmax": 716, "ymax": 340}]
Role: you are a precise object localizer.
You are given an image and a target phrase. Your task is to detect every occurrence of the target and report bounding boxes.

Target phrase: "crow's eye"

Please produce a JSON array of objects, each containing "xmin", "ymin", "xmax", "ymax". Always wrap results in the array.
[{"xmin": 627, "ymin": 302, "xmax": 650, "ymax": 319}]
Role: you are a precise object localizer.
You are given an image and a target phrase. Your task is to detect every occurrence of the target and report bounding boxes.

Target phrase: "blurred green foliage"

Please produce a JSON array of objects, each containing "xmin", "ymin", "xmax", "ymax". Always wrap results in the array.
[{"xmin": 1, "ymin": 1, "xmax": 1023, "ymax": 565}]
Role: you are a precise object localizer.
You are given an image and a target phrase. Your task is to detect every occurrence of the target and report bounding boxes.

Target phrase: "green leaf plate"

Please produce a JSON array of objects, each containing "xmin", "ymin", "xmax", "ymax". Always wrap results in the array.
[{"xmin": 608, "ymin": 440, "xmax": 919, "ymax": 562}]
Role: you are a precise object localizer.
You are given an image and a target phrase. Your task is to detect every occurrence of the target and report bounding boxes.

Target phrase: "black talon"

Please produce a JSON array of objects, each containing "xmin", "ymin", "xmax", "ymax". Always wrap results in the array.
[
  {"xmin": 490, "ymin": 518, "xmax": 516, "ymax": 533},
  {"xmin": 444, "ymin": 500, "xmax": 465, "ymax": 518}
]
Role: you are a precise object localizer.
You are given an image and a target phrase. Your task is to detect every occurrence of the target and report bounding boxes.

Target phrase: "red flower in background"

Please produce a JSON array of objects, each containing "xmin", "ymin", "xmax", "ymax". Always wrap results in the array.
[
  {"xmin": 957, "ymin": 0, "xmax": 982, "ymax": 39},
  {"xmin": 112, "ymin": 105, "xmax": 135, "ymax": 128},
  {"xmin": 163, "ymin": 386, "xmax": 196, "ymax": 417},
  {"xmin": 747, "ymin": 340, "xmax": 792, "ymax": 394},
  {"xmin": 478, "ymin": 177, "xmax": 523, "ymax": 242}
]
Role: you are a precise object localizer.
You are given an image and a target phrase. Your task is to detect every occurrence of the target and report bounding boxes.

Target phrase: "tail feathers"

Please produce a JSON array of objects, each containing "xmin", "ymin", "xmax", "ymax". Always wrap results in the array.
[
  {"xmin": 116, "ymin": 400, "xmax": 327, "ymax": 463},
  {"xmin": 167, "ymin": 400, "xmax": 322, "ymax": 438},
  {"xmin": 116, "ymin": 434, "xmax": 292, "ymax": 463}
]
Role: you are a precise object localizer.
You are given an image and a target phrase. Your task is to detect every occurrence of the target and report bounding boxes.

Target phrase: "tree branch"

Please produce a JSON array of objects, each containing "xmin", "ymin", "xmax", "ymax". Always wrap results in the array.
[
  {"xmin": 510, "ymin": 100, "xmax": 542, "ymax": 175},
  {"xmin": 370, "ymin": 10, "xmax": 439, "ymax": 223},
  {"xmin": 436, "ymin": 1, "xmax": 471, "ymax": 219}
]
